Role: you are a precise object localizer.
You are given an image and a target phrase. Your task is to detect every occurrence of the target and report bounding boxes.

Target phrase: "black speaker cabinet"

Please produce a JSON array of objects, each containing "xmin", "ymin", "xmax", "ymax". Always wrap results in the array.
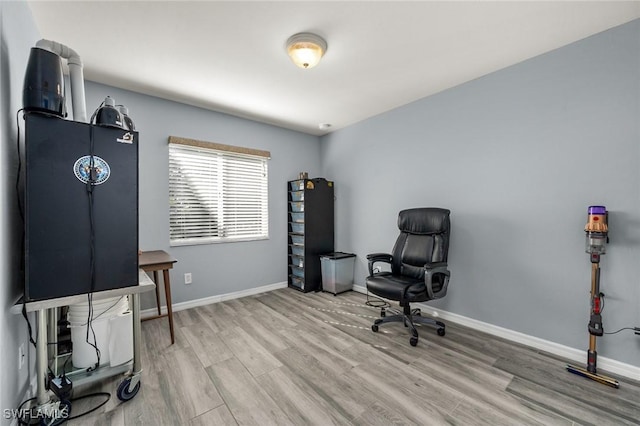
[{"xmin": 24, "ymin": 113, "xmax": 139, "ymax": 301}]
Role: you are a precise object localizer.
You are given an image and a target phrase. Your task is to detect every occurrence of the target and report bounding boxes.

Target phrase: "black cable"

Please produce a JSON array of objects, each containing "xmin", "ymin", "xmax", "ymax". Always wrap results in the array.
[
  {"xmin": 16, "ymin": 396, "xmax": 36, "ymax": 425},
  {"xmin": 71, "ymin": 296, "xmax": 124, "ymax": 325},
  {"xmin": 43, "ymin": 343, "xmax": 71, "ymax": 381},
  {"xmin": 16, "ymin": 109, "xmax": 38, "ymax": 350},
  {"xmin": 66, "ymin": 392, "xmax": 111, "ymax": 420},
  {"xmin": 47, "ymin": 351, "xmax": 72, "ymax": 381},
  {"xmin": 16, "ymin": 391, "xmax": 111, "ymax": 424},
  {"xmin": 364, "ymin": 268, "xmax": 390, "ymax": 308},
  {"xmin": 604, "ymin": 327, "xmax": 636, "ymax": 335},
  {"xmin": 21, "ymin": 303, "xmax": 37, "ymax": 348},
  {"xmin": 365, "ymin": 291, "xmax": 390, "ymax": 309},
  {"xmin": 85, "ymin": 294, "xmax": 101, "ymax": 372},
  {"xmin": 85, "ymin": 118, "xmax": 101, "ymax": 372}
]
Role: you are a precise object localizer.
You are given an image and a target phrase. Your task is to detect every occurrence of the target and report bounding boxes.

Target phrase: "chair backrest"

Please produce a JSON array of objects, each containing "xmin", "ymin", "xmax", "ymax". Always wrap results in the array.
[{"xmin": 391, "ymin": 208, "xmax": 451, "ymax": 278}]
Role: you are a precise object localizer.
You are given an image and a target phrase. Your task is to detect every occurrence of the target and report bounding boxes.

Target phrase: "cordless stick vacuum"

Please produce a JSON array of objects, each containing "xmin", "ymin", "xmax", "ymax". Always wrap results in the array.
[{"xmin": 566, "ymin": 206, "xmax": 619, "ymax": 388}]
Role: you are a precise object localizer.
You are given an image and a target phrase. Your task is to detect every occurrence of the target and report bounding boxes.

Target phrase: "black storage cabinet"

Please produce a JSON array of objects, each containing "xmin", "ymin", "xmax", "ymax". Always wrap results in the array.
[
  {"xmin": 288, "ymin": 178, "xmax": 334, "ymax": 292},
  {"xmin": 24, "ymin": 113, "xmax": 139, "ymax": 301}
]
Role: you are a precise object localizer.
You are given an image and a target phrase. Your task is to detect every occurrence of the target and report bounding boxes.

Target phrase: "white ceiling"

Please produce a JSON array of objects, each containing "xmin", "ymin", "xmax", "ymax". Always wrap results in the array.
[{"xmin": 27, "ymin": 1, "xmax": 640, "ymax": 136}]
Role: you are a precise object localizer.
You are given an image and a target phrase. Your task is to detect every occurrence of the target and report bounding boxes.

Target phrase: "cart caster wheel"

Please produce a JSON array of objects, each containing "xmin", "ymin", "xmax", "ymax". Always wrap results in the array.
[
  {"xmin": 40, "ymin": 400, "xmax": 71, "ymax": 426},
  {"xmin": 437, "ymin": 328, "xmax": 445, "ymax": 337},
  {"xmin": 410, "ymin": 337, "xmax": 418, "ymax": 347},
  {"xmin": 380, "ymin": 310, "xmax": 386, "ymax": 318},
  {"xmin": 117, "ymin": 378, "xmax": 141, "ymax": 402},
  {"xmin": 372, "ymin": 324, "xmax": 379, "ymax": 332}
]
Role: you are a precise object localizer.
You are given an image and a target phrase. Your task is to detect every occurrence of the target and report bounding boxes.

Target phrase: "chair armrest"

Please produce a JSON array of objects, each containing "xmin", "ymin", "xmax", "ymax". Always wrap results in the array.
[
  {"xmin": 425, "ymin": 262, "xmax": 448, "ymax": 269},
  {"xmin": 367, "ymin": 253, "xmax": 392, "ymax": 262},
  {"xmin": 367, "ymin": 253, "xmax": 392, "ymax": 276},
  {"xmin": 424, "ymin": 263, "xmax": 450, "ymax": 299}
]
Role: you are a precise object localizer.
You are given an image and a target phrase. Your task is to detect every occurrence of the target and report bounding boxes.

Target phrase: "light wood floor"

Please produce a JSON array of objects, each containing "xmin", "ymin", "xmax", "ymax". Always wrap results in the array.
[{"xmin": 67, "ymin": 288, "xmax": 640, "ymax": 425}]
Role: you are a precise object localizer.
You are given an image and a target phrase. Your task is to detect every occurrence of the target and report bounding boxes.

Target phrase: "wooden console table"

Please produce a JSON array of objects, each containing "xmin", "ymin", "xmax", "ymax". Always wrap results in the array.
[{"xmin": 139, "ymin": 250, "xmax": 177, "ymax": 344}]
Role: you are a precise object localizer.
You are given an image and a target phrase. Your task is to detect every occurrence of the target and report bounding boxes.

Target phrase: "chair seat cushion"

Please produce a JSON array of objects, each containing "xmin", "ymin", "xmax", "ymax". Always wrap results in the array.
[{"xmin": 366, "ymin": 273, "xmax": 427, "ymax": 302}]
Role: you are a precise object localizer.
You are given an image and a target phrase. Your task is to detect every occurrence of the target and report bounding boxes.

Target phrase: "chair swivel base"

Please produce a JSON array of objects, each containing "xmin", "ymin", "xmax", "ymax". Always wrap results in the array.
[
  {"xmin": 371, "ymin": 309, "xmax": 445, "ymax": 346},
  {"xmin": 566, "ymin": 364, "xmax": 619, "ymax": 388}
]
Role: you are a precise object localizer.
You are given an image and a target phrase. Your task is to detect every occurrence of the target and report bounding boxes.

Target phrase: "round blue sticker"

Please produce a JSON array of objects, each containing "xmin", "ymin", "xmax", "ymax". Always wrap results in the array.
[{"xmin": 73, "ymin": 155, "xmax": 111, "ymax": 185}]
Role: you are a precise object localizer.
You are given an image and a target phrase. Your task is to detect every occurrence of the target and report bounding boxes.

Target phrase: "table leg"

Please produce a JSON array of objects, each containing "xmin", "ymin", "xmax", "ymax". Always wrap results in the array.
[
  {"xmin": 153, "ymin": 270, "xmax": 161, "ymax": 315},
  {"xmin": 163, "ymin": 269, "xmax": 175, "ymax": 345}
]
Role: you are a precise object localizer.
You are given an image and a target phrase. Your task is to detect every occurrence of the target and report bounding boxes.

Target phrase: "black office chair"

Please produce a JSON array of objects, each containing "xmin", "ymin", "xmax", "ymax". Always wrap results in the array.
[{"xmin": 366, "ymin": 208, "xmax": 451, "ymax": 346}]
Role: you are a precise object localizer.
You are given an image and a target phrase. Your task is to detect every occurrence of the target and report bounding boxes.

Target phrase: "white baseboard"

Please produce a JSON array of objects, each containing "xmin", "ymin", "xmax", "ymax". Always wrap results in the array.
[
  {"xmin": 141, "ymin": 281, "xmax": 288, "ymax": 318},
  {"xmin": 352, "ymin": 285, "xmax": 640, "ymax": 381}
]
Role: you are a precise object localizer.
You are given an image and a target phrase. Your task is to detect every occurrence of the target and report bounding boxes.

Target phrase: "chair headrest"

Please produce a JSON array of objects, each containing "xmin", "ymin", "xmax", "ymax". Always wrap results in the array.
[{"xmin": 398, "ymin": 208, "xmax": 450, "ymax": 235}]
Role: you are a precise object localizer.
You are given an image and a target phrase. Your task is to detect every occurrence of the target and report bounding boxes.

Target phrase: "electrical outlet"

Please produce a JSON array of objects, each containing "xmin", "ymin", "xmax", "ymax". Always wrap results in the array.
[
  {"xmin": 18, "ymin": 343, "xmax": 25, "ymax": 370},
  {"xmin": 184, "ymin": 272, "xmax": 192, "ymax": 285}
]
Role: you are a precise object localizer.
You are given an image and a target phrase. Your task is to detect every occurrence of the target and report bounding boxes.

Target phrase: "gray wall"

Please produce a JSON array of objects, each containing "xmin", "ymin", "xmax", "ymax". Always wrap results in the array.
[
  {"xmin": 0, "ymin": 1, "xmax": 40, "ymax": 420},
  {"xmin": 83, "ymin": 82, "xmax": 321, "ymax": 306},
  {"xmin": 321, "ymin": 19, "xmax": 640, "ymax": 366}
]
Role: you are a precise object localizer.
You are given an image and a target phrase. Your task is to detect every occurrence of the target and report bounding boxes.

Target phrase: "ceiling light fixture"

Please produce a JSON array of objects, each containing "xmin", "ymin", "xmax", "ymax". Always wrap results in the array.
[{"xmin": 286, "ymin": 33, "xmax": 327, "ymax": 69}]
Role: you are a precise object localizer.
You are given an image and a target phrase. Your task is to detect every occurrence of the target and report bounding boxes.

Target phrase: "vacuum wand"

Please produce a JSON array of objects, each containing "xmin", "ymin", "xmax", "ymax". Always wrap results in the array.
[
  {"xmin": 567, "ymin": 206, "xmax": 619, "ymax": 388},
  {"xmin": 588, "ymin": 265, "xmax": 603, "ymax": 340}
]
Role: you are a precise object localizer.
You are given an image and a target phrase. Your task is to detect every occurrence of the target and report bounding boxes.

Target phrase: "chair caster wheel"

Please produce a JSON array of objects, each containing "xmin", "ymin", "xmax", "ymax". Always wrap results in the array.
[
  {"xmin": 410, "ymin": 337, "xmax": 418, "ymax": 346},
  {"xmin": 380, "ymin": 310, "xmax": 386, "ymax": 317},
  {"xmin": 372, "ymin": 324, "xmax": 379, "ymax": 332},
  {"xmin": 437, "ymin": 328, "xmax": 445, "ymax": 337}
]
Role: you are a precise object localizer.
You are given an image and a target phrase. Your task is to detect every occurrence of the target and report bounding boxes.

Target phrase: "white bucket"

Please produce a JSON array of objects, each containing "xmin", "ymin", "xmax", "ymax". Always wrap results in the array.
[
  {"xmin": 68, "ymin": 296, "xmax": 133, "ymax": 368},
  {"xmin": 67, "ymin": 297, "xmax": 129, "ymax": 322}
]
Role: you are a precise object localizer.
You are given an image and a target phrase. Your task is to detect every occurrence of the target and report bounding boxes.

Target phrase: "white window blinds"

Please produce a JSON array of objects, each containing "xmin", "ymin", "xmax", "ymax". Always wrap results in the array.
[{"xmin": 168, "ymin": 136, "xmax": 269, "ymax": 245}]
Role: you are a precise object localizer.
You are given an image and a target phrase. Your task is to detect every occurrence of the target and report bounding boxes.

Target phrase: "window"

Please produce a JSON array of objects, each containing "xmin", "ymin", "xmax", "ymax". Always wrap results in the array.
[{"xmin": 168, "ymin": 136, "xmax": 269, "ymax": 246}]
